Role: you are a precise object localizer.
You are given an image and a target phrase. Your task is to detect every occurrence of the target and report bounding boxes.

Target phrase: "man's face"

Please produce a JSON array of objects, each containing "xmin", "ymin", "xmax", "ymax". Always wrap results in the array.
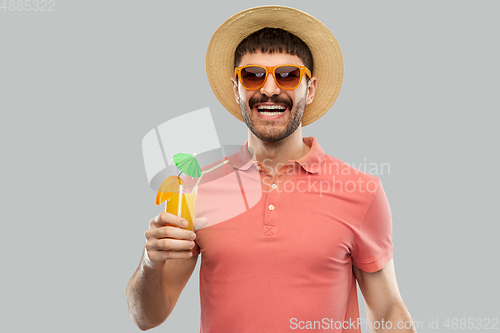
[{"xmin": 231, "ymin": 51, "xmax": 317, "ymax": 143}]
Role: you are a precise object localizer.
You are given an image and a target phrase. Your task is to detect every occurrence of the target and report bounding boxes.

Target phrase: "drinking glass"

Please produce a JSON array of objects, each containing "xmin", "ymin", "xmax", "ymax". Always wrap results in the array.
[{"xmin": 165, "ymin": 184, "xmax": 198, "ymax": 231}]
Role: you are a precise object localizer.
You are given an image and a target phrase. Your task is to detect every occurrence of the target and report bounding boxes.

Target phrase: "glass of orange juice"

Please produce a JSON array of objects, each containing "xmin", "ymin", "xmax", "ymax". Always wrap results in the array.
[{"xmin": 165, "ymin": 184, "xmax": 198, "ymax": 231}]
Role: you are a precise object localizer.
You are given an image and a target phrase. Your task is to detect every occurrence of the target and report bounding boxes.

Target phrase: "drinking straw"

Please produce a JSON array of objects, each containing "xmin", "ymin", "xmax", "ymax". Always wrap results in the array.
[{"xmin": 194, "ymin": 159, "xmax": 229, "ymax": 188}]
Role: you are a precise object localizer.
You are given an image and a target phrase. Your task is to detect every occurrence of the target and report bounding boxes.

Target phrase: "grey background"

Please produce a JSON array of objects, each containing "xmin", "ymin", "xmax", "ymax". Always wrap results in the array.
[{"xmin": 1, "ymin": 1, "xmax": 498, "ymax": 332}]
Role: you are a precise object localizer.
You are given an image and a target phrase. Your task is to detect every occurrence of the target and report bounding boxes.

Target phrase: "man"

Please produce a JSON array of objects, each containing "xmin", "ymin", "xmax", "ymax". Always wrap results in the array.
[{"xmin": 127, "ymin": 6, "xmax": 416, "ymax": 332}]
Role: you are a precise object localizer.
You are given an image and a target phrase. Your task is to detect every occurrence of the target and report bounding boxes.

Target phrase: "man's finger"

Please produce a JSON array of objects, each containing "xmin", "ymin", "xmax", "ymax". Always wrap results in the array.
[
  {"xmin": 148, "ymin": 238, "xmax": 195, "ymax": 251},
  {"xmin": 147, "ymin": 249, "xmax": 193, "ymax": 261},
  {"xmin": 153, "ymin": 225, "xmax": 195, "ymax": 241},
  {"xmin": 152, "ymin": 212, "xmax": 189, "ymax": 228}
]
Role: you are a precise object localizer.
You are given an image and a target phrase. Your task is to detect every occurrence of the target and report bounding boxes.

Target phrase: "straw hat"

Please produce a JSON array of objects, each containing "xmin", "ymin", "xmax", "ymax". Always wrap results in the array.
[{"xmin": 206, "ymin": 5, "xmax": 344, "ymax": 127}]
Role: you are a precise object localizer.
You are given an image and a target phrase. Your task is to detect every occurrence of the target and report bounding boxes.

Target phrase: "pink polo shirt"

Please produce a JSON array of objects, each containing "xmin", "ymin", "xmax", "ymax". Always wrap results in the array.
[{"xmin": 189, "ymin": 137, "xmax": 393, "ymax": 332}]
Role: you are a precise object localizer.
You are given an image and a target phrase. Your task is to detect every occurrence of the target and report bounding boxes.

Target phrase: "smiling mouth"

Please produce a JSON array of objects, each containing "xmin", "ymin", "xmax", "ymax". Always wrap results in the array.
[{"xmin": 256, "ymin": 104, "xmax": 287, "ymax": 116}]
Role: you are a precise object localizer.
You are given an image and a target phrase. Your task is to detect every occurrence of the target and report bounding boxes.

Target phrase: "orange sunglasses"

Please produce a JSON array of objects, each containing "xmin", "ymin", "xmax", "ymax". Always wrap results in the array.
[{"xmin": 235, "ymin": 64, "xmax": 312, "ymax": 90}]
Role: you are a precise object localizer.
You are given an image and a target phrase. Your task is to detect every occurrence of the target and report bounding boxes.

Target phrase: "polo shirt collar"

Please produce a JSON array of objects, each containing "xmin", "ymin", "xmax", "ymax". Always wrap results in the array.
[
  {"xmin": 228, "ymin": 141, "xmax": 257, "ymax": 171},
  {"xmin": 295, "ymin": 137, "xmax": 325, "ymax": 174},
  {"xmin": 229, "ymin": 136, "xmax": 326, "ymax": 174}
]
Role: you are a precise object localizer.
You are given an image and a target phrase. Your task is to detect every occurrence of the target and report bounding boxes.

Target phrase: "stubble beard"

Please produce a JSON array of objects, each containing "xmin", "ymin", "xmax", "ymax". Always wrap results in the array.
[{"xmin": 239, "ymin": 93, "xmax": 307, "ymax": 143}]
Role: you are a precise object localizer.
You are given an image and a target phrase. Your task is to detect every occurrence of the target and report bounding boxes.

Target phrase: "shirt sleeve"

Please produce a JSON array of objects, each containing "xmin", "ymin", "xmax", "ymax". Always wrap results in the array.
[{"xmin": 351, "ymin": 179, "xmax": 393, "ymax": 272}]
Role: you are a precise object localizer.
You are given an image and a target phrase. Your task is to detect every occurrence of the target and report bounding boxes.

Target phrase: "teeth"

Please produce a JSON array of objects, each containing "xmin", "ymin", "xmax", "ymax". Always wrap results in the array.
[
  {"xmin": 259, "ymin": 111, "xmax": 284, "ymax": 116},
  {"xmin": 257, "ymin": 105, "xmax": 286, "ymax": 110}
]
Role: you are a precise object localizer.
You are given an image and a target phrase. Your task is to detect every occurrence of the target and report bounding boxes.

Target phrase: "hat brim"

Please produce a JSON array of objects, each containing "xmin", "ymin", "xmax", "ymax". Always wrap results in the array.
[{"xmin": 206, "ymin": 5, "xmax": 344, "ymax": 127}]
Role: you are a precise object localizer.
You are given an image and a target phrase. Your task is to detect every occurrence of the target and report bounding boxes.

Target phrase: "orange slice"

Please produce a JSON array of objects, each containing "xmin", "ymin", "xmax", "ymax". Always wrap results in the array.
[{"xmin": 156, "ymin": 175, "xmax": 185, "ymax": 205}]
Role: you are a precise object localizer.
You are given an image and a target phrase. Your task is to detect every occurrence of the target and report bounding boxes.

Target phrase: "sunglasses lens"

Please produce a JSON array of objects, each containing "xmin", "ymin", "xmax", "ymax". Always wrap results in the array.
[
  {"xmin": 275, "ymin": 66, "xmax": 301, "ymax": 88},
  {"xmin": 240, "ymin": 67, "xmax": 267, "ymax": 89}
]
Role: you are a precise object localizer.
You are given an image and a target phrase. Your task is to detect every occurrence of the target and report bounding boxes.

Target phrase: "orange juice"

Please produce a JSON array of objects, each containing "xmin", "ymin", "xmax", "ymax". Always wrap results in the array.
[{"xmin": 164, "ymin": 185, "xmax": 197, "ymax": 231}]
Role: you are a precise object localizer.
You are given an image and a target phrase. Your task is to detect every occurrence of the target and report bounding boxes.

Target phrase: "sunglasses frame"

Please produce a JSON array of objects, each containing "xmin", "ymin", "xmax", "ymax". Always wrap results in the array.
[{"xmin": 234, "ymin": 64, "xmax": 312, "ymax": 91}]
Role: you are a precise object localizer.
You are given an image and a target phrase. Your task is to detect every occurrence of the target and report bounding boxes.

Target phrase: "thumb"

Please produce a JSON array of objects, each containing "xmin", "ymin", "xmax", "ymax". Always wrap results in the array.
[{"xmin": 193, "ymin": 217, "xmax": 208, "ymax": 230}]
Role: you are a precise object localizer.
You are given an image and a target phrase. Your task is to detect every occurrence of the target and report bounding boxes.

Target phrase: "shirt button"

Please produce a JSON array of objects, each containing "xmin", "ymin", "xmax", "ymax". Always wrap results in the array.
[
  {"xmin": 268, "ymin": 204, "xmax": 274, "ymax": 211},
  {"xmin": 256, "ymin": 165, "xmax": 261, "ymax": 170},
  {"xmin": 271, "ymin": 183, "xmax": 277, "ymax": 190}
]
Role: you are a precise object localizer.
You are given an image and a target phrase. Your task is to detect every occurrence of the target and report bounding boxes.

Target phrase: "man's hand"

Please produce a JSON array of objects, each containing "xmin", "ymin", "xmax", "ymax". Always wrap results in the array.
[
  {"xmin": 127, "ymin": 213, "xmax": 207, "ymax": 330},
  {"xmin": 144, "ymin": 212, "xmax": 207, "ymax": 269}
]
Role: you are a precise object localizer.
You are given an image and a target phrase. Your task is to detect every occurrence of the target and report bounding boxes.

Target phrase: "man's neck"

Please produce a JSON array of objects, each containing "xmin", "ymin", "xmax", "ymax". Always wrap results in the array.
[{"xmin": 247, "ymin": 127, "xmax": 311, "ymax": 176}]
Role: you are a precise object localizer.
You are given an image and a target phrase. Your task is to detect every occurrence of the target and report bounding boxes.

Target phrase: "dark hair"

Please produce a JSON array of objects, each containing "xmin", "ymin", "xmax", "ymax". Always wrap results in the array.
[{"xmin": 234, "ymin": 28, "xmax": 314, "ymax": 75}]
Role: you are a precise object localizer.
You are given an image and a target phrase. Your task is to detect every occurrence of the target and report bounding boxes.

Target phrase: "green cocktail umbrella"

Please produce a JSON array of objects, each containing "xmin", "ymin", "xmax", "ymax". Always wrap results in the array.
[{"xmin": 173, "ymin": 153, "xmax": 202, "ymax": 178}]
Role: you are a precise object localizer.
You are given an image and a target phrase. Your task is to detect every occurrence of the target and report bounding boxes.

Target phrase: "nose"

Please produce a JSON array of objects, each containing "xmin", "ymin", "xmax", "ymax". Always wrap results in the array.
[{"xmin": 259, "ymin": 72, "xmax": 281, "ymax": 96}]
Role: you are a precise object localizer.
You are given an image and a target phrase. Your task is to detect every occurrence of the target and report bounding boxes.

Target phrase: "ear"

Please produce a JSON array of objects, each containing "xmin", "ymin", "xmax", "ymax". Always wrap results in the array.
[
  {"xmin": 231, "ymin": 77, "xmax": 240, "ymax": 104},
  {"xmin": 305, "ymin": 77, "xmax": 318, "ymax": 105}
]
